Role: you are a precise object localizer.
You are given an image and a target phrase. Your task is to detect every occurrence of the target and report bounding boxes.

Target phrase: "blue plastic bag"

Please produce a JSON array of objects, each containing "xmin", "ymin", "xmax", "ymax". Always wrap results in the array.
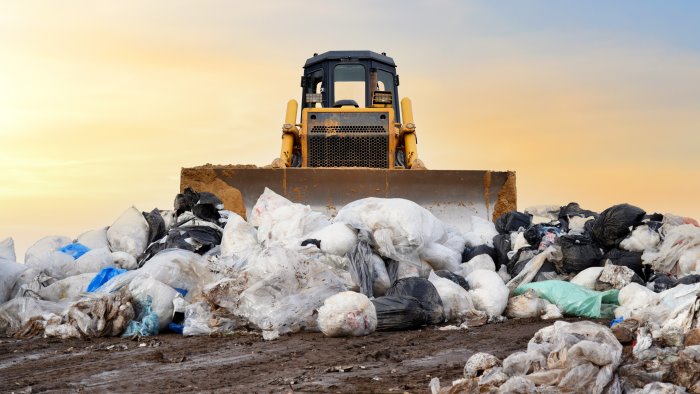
[
  {"xmin": 122, "ymin": 296, "xmax": 160, "ymax": 337},
  {"xmin": 58, "ymin": 243, "xmax": 90, "ymax": 260},
  {"xmin": 87, "ymin": 267, "xmax": 127, "ymax": 292}
]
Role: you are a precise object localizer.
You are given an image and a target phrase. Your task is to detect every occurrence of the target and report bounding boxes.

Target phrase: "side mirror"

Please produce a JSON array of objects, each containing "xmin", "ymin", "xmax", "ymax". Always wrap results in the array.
[
  {"xmin": 300, "ymin": 76, "xmax": 308, "ymax": 88},
  {"xmin": 394, "ymin": 75, "xmax": 400, "ymax": 86}
]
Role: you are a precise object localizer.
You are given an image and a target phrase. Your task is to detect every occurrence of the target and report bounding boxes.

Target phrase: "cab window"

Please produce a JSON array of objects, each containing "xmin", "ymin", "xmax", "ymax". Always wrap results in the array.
[
  {"xmin": 334, "ymin": 64, "xmax": 365, "ymax": 106},
  {"xmin": 305, "ymin": 69, "xmax": 323, "ymax": 108}
]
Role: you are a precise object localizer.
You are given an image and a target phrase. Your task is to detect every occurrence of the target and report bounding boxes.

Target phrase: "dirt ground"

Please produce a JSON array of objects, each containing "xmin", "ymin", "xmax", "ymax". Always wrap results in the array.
[{"xmin": 0, "ymin": 317, "xmax": 601, "ymax": 393}]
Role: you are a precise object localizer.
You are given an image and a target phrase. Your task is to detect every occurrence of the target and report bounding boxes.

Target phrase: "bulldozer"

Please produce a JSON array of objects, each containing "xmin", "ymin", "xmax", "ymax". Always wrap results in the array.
[{"xmin": 181, "ymin": 50, "xmax": 516, "ymax": 233}]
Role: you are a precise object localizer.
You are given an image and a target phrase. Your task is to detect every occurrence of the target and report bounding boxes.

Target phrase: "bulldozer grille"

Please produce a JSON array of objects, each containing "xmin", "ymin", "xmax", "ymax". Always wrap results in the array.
[{"xmin": 306, "ymin": 112, "xmax": 389, "ymax": 168}]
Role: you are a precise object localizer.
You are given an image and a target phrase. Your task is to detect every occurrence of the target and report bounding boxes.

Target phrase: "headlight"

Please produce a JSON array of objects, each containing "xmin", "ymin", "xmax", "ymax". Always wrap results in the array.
[
  {"xmin": 372, "ymin": 91, "xmax": 393, "ymax": 105},
  {"xmin": 305, "ymin": 93, "xmax": 322, "ymax": 103}
]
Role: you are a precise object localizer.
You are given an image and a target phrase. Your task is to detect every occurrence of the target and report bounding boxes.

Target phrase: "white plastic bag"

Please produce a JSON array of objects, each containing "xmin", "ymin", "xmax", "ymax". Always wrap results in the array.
[
  {"xmin": 306, "ymin": 223, "xmax": 358, "ymax": 256},
  {"xmin": 0, "ymin": 297, "xmax": 66, "ymax": 336},
  {"xmin": 38, "ymin": 273, "xmax": 95, "ymax": 302},
  {"xmin": 24, "ymin": 235, "xmax": 74, "ymax": 279},
  {"xmin": 419, "ymin": 242, "xmax": 461, "ymax": 272},
  {"xmin": 371, "ymin": 254, "xmax": 391, "ymax": 296},
  {"xmin": 463, "ymin": 216, "xmax": 498, "ymax": 247},
  {"xmin": 107, "ymin": 206, "xmax": 149, "ymax": 259},
  {"xmin": 570, "ymin": 267, "xmax": 604, "ymax": 290},
  {"xmin": 128, "ymin": 276, "xmax": 178, "ymax": 330},
  {"xmin": 220, "ymin": 212, "xmax": 260, "ymax": 259},
  {"xmin": 643, "ymin": 224, "xmax": 700, "ymax": 274},
  {"xmin": 317, "ymin": 291, "xmax": 376, "ymax": 337},
  {"xmin": 140, "ymin": 249, "xmax": 214, "ymax": 295},
  {"xmin": 76, "ymin": 228, "xmax": 109, "ymax": 250},
  {"xmin": 0, "ymin": 237, "xmax": 16, "ymax": 262},
  {"xmin": 505, "ymin": 289, "xmax": 549, "ymax": 319},
  {"xmin": 619, "ymin": 225, "xmax": 660, "ymax": 253},
  {"xmin": 237, "ymin": 255, "xmax": 346, "ymax": 338},
  {"xmin": 467, "ymin": 269, "xmax": 509, "ymax": 317},
  {"xmin": 250, "ymin": 188, "xmax": 330, "ymax": 247},
  {"xmin": 0, "ymin": 259, "xmax": 28, "ymax": 303},
  {"xmin": 429, "ymin": 271, "xmax": 486, "ymax": 324}
]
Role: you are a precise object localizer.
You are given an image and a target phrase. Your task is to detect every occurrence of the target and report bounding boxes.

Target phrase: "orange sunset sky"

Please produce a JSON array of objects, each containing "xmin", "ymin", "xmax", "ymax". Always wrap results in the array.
[{"xmin": 1, "ymin": 1, "xmax": 700, "ymax": 259}]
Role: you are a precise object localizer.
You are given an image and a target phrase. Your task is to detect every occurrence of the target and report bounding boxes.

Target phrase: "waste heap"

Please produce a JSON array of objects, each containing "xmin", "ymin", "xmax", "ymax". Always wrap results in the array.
[{"xmin": 1, "ymin": 189, "xmax": 699, "ymax": 392}]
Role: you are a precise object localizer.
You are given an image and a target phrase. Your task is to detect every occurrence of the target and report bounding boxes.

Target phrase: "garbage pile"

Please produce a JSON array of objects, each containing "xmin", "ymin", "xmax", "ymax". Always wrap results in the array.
[{"xmin": 1, "ymin": 189, "xmax": 700, "ymax": 391}]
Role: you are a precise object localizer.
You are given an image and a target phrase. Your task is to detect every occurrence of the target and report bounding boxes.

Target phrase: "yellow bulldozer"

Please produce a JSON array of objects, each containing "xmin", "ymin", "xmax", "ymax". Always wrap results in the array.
[{"xmin": 181, "ymin": 51, "xmax": 516, "ymax": 232}]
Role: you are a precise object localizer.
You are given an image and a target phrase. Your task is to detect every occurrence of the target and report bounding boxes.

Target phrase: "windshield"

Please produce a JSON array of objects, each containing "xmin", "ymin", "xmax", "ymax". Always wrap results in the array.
[{"xmin": 334, "ymin": 64, "xmax": 365, "ymax": 106}]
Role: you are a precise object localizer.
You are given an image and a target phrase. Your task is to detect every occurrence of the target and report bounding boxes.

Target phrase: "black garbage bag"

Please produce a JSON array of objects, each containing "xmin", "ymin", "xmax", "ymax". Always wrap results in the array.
[
  {"xmin": 174, "ymin": 187, "xmax": 200, "ymax": 216},
  {"xmin": 648, "ymin": 273, "xmax": 678, "ymax": 292},
  {"xmin": 555, "ymin": 234, "xmax": 604, "ymax": 274},
  {"xmin": 524, "ymin": 225, "xmax": 561, "ymax": 249},
  {"xmin": 385, "ymin": 259, "xmax": 400, "ymax": 284},
  {"xmin": 192, "ymin": 204, "xmax": 221, "ymax": 223},
  {"xmin": 462, "ymin": 244, "xmax": 497, "ymax": 264},
  {"xmin": 495, "ymin": 211, "xmax": 532, "ymax": 234},
  {"xmin": 679, "ymin": 274, "xmax": 700, "ymax": 285},
  {"xmin": 372, "ymin": 296, "xmax": 431, "ymax": 331},
  {"xmin": 492, "ymin": 234, "xmax": 511, "ymax": 271},
  {"xmin": 386, "ymin": 278, "xmax": 444, "ymax": 325},
  {"xmin": 591, "ymin": 204, "xmax": 646, "ymax": 249},
  {"xmin": 434, "ymin": 270, "xmax": 469, "ymax": 291},
  {"xmin": 604, "ymin": 248, "xmax": 646, "ymax": 281},
  {"xmin": 558, "ymin": 202, "xmax": 599, "ymax": 233},
  {"xmin": 507, "ymin": 248, "xmax": 538, "ymax": 276},
  {"xmin": 347, "ymin": 239, "xmax": 375, "ymax": 297},
  {"xmin": 143, "ymin": 209, "xmax": 167, "ymax": 245}
]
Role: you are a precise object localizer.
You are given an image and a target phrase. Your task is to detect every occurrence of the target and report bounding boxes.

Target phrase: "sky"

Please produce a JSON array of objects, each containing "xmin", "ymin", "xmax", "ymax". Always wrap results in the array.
[{"xmin": 1, "ymin": 1, "xmax": 699, "ymax": 260}]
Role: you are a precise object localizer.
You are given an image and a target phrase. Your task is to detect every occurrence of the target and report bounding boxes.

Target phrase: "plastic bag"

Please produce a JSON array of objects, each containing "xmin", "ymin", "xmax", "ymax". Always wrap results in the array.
[
  {"xmin": 434, "ymin": 270, "xmax": 469, "ymax": 291},
  {"xmin": 317, "ymin": 291, "xmax": 377, "ymax": 337},
  {"xmin": 385, "ymin": 277, "xmax": 444, "ymax": 324},
  {"xmin": 505, "ymin": 289, "xmax": 549, "ymax": 319},
  {"xmin": 0, "ymin": 259, "xmax": 28, "ymax": 303},
  {"xmin": 54, "ymin": 287, "xmax": 136, "ymax": 338},
  {"xmin": 87, "ymin": 267, "xmax": 127, "ymax": 292},
  {"xmin": 139, "ymin": 249, "xmax": 213, "ymax": 296},
  {"xmin": 604, "ymin": 248, "xmax": 646, "ymax": 281},
  {"xmin": 305, "ymin": 223, "xmax": 358, "ymax": 256},
  {"xmin": 0, "ymin": 297, "xmax": 65, "ymax": 337},
  {"xmin": 591, "ymin": 203, "xmax": 646, "ymax": 249},
  {"xmin": 570, "ymin": 267, "xmax": 604, "ymax": 289},
  {"xmin": 57, "ymin": 243, "xmax": 90, "ymax": 260},
  {"xmin": 419, "ymin": 242, "xmax": 461, "ymax": 272},
  {"xmin": 182, "ymin": 301, "xmax": 242, "ymax": 337},
  {"xmin": 371, "ymin": 296, "xmax": 431, "ymax": 331},
  {"xmin": 122, "ymin": 296, "xmax": 160, "ymax": 338},
  {"xmin": 467, "ymin": 269, "xmax": 509, "ymax": 317},
  {"xmin": 492, "ymin": 234, "xmax": 511, "ymax": 270},
  {"xmin": 220, "ymin": 211, "xmax": 260, "ymax": 259},
  {"xmin": 558, "ymin": 202, "xmax": 598, "ymax": 233},
  {"xmin": 76, "ymin": 227, "xmax": 109, "ymax": 250},
  {"xmin": 495, "ymin": 211, "xmax": 532, "ymax": 234},
  {"xmin": 463, "ymin": 216, "xmax": 499, "ymax": 248},
  {"xmin": 594, "ymin": 264, "xmax": 642, "ymax": 291},
  {"xmin": 237, "ymin": 257, "xmax": 346, "ymax": 338},
  {"xmin": 429, "ymin": 271, "xmax": 487, "ymax": 324},
  {"xmin": 250, "ymin": 188, "xmax": 330, "ymax": 247},
  {"xmin": 38, "ymin": 273, "xmax": 95, "ymax": 301},
  {"xmin": 24, "ymin": 235, "xmax": 75, "ymax": 279},
  {"xmin": 555, "ymin": 234, "xmax": 604, "ymax": 274},
  {"xmin": 371, "ymin": 254, "xmax": 391, "ymax": 296},
  {"xmin": 462, "ymin": 244, "xmax": 497, "ymax": 264},
  {"xmin": 619, "ymin": 224, "xmax": 660, "ymax": 253},
  {"xmin": 347, "ymin": 238, "xmax": 375, "ymax": 297},
  {"xmin": 128, "ymin": 276, "xmax": 178, "ymax": 330},
  {"xmin": 107, "ymin": 207, "xmax": 150, "ymax": 259},
  {"xmin": 506, "ymin": 246, "xmax": 561, "ymax": 293},
  {"xmin": 515, "ymin": 280, "xmax": 619, "ymax": 318},
  {"xmin": 643, "ymin": 224, "xmax": 700, "ymax": 274},
  {"xmin": 0, "ymin": 237, "xmax": 16, "ymax": 262}
]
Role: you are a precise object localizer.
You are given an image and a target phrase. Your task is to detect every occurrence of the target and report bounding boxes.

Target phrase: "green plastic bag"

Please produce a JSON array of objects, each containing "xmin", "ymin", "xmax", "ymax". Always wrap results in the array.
[{"xmin": 514, "ymin": 280, "xmax": 619, "ymax": 318}]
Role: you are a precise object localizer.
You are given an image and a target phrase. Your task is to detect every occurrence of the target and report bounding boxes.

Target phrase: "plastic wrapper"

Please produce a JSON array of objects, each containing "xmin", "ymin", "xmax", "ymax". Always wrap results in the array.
[
  {"xmin": 237, "ymin": 257, "xmax": 346, "ymax": 338},
  {"xmin": 428, "ymin": 271, "xmax": 486, "ymax": 325},
  {"xmin": 107, "ymin": 207, "xmax": 150, "ymax": 259},
  {"xmin": 467, "ymin": 269, "xmax": 509, "ymax": 317},
  {"xmin": 317, "ymin": 291, "xmax": 376, "ymax": 337}
]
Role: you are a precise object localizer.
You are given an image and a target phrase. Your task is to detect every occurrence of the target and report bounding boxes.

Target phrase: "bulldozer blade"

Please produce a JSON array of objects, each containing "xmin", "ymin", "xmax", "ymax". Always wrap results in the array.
[{"xmin": 181, "ymin": 166, "xmax": 516, "ymax": 234}]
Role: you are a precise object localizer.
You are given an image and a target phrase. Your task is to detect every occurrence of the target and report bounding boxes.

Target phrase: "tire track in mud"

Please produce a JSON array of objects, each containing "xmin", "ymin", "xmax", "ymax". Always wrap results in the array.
[{"xmin": 0, "ymin": 318, "xmax": 579, "ymax": 393}]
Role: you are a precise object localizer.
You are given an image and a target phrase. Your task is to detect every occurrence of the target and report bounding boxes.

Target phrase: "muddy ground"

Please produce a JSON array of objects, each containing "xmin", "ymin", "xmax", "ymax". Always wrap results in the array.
[{"xmin": 0, "ymin": 317, "xmax": 602, "ymax": 393}]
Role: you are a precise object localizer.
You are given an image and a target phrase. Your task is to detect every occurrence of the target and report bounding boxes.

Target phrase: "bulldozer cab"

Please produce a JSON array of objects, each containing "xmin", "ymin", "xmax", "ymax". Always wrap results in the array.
[{"xmin": 300, "ymin": 50, "xmax": 401, "ymax": 122}]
